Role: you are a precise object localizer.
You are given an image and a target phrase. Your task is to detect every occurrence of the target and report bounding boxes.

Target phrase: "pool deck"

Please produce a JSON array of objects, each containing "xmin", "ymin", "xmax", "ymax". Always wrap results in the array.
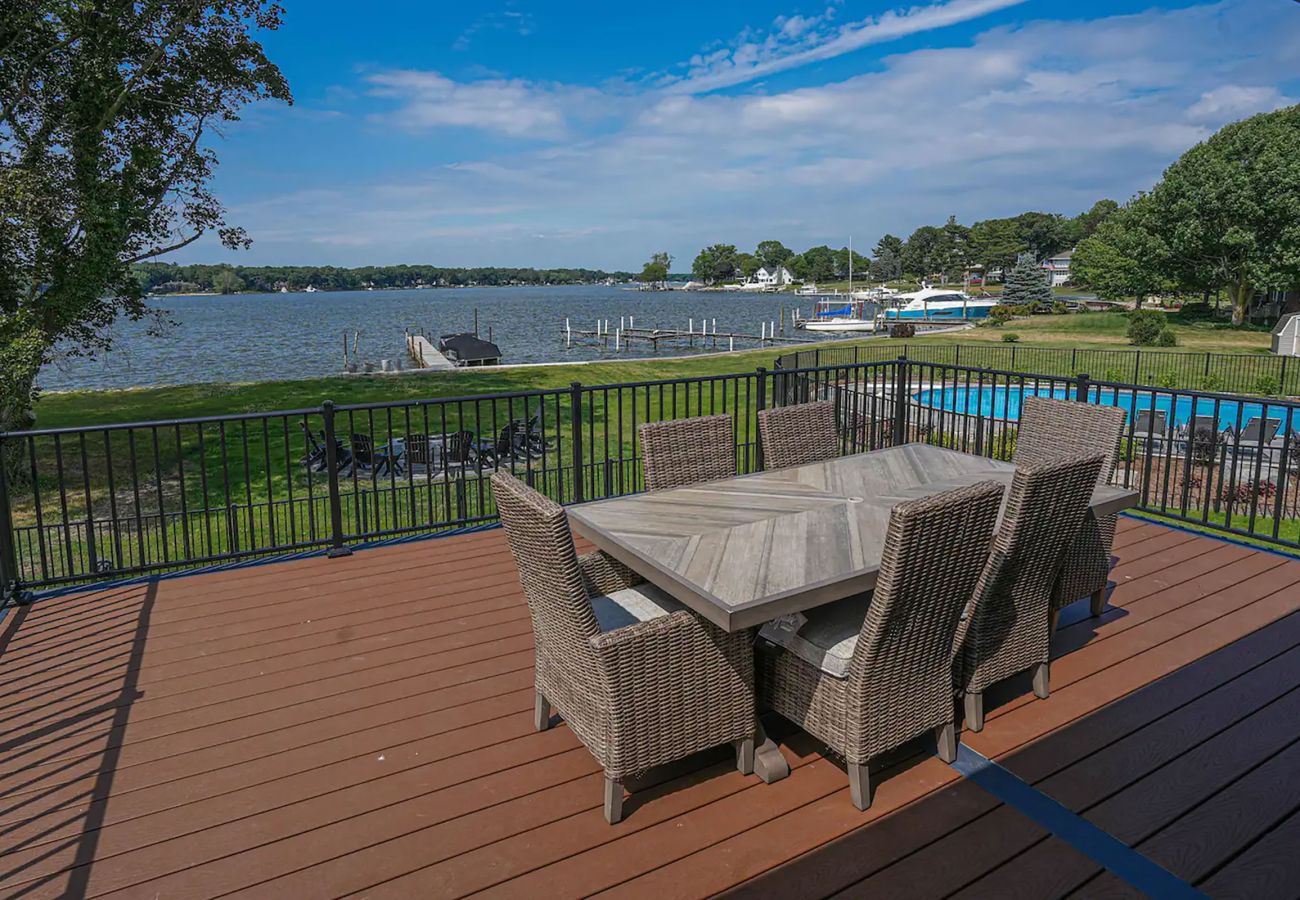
[{"xmin": 2, "ymin": 517, "xmax": 1300, "ymax": 898}]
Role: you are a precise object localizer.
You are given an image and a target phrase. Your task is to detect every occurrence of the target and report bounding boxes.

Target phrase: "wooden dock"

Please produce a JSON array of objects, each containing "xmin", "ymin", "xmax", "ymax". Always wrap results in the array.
[
  {"xmin": 405, "ymin": 333, "xmax": 456, "ymax": 370},
  {"xmin": 563, "ymin": 320, "xmax": 813, "ymax": 353}
]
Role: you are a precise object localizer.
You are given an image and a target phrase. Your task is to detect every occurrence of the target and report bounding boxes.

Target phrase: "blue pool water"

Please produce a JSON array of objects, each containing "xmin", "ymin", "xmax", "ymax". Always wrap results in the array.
[{"xmin": 914, "ymin": 384, "xmax": 1300, "ymax": 433}]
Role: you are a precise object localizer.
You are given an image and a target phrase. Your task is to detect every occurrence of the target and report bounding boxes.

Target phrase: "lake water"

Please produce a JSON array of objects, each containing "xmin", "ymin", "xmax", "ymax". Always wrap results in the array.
[{"xmin": 38, "ymin": 284, "xmax": 871, "ymax": 392}]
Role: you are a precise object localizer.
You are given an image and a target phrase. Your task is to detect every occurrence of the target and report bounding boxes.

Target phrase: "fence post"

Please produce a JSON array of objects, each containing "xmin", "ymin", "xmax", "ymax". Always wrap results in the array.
[
  {"xmin": 1134, "ymin": 351, "xmax": 1141, "ymax": 385},
  {"xmin": 892, "ymin": 356, "xmax": 909, "ymax": 446},
  {"xmin": 1282, "ymin": 355, "xmax": 1290, "ymax": 395},
  {"xmin": 0, "ymin": 443, "xmax": 31, "ymax": 606},
  {"xmin": 1071, "ymin": 347, "xmax": 1077, "ymax": 372},
  {"xmin": 755, "ymin": 367, "xmax": 767, "ymax": 471},
  {"xmin": 322, "ymin": 400, "xmax": 351, "ymax": 558},
  {"xmin": 1204, "ymin": 353, "xmax": 1211, "ymax": 377},
  {"xmin": 1074, "ymin": 373, "xmax": 1091, "ymax": 403},
  {"xmin": 570, "ymin": 382, "xmax": 585, "ymax": 503},
  {"xmin": 955, "ymin": 344, "xmax": 961, "ymax": 367}
]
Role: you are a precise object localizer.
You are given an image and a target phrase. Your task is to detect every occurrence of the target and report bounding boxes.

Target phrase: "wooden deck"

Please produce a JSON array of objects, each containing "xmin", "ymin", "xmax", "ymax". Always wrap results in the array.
[{"xmin": 2, "ymin": 517, "xmax": 1299, "ymax": 898}]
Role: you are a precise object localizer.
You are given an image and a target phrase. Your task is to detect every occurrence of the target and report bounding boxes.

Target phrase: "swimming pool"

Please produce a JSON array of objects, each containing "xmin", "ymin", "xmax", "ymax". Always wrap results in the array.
[{"xmin": 913, "ymin": 384, "xmax": 1300, "ymax": 433}]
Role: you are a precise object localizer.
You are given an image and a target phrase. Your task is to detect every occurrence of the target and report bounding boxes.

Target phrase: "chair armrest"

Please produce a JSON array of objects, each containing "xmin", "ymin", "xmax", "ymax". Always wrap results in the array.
[{"xmin": 577, "ymin": 551, "xmax": 643, "ymax": 596}]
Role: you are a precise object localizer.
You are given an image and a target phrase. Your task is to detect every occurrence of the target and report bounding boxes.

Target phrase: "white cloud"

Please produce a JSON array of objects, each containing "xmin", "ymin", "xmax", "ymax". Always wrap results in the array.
[
  {"xmin": 663, "ymin": 0, "xmax": 1029, "ymax": 94},
  {"xmin": 1187, "ymin": 85, "xmax": 1288, "ymax": 121},
  {"xmin": 364, "ymin": 70, "xmax": 602, "ymax": 139}
]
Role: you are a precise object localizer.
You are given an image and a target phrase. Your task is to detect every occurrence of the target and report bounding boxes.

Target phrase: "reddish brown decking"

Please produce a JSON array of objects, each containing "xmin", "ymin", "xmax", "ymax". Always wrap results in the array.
[{"xmin": 1, "ymin": 518, "xmax": 1299, "ymax": 899}]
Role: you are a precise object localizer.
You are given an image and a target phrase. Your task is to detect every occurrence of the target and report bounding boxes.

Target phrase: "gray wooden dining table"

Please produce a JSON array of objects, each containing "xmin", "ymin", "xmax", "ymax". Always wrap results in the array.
[{"xmin": 567, "ymin": 442, "xmax": 1140, "ymax": 781}]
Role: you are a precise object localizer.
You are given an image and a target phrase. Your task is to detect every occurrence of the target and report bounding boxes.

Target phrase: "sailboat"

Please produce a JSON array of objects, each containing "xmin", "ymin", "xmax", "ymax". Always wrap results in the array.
[{"xmin": 802, "ymin": 236, "xmax": 881, "ymax": 332}]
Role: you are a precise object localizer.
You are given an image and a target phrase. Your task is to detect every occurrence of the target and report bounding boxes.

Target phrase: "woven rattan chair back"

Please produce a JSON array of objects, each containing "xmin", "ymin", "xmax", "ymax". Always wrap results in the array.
[
  {"xmin": 758, "ymin": 401, "xmax": 840, "ymax": 470},
  {"xmin": 1014, "ymin": 395, "xmax": 1125, "ymax": 487},
  {"xmin": 638, "ymin": 414, "xmax": 736, "ymax": 492},
  {"xmin": 955, "ymin": 453, "xmax": 1105, "ymax": 698},
  {"xmin": 491, "ymin": 472, "xmax": 601, "ymax": 664},
  {"xmin": 844, "ymin": 481, "xmax": 1004, "ymax": 749}
]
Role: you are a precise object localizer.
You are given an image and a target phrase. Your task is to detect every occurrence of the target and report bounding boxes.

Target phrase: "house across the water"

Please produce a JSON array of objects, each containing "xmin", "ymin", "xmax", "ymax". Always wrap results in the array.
[{"xmin": 1041, "ymin": 249, "xmax": 1074, "ymax": 286}]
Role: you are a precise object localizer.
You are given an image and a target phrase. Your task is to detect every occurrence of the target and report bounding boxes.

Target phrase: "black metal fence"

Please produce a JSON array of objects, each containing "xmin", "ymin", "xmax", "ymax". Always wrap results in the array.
[
  {"xmin": 775, "ymin": 343, "xmax": 1300, "ymax": 397},
  {"xmin": 2, "ymin": 356, "xmax": 1297, "ymax": 596}
]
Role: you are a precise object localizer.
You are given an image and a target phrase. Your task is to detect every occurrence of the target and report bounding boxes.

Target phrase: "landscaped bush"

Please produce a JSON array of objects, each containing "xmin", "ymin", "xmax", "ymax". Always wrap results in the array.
[
  {"xmin": 988, "ymin": 304, "xmax": 1016, "ymax": 326},
  {"xmin": 1200, "ymin": 374, "xmax": 1226, "ymax": 392},
  {"xmin": 1252, "ymin": 375, "xmax": 1281, "ymax": 397},
  {"xmin": 889, "ymin": 322, "xmax": 916, "ymax": 338},
  {"xmin": 1220, "ymin": 480, "xmax": 1277, "ymax": 506},
  {"xmin": 1155, "ymin": 329, "xmax": 1178, "ymax": 347},
  {"xmin": 1001, "ymin": 332, "xmax": 1020, "ymax": 343},
  {"xmin": 1127, "ymin": 309, "xmax": 1170, "ymax": 346},
  {"xmin": 1051, "ymin": 301, "xmax": 1069, "ymax": 315}
]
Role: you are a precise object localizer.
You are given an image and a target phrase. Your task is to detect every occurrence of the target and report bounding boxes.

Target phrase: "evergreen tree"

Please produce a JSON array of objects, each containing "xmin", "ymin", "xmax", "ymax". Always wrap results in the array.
[{"xmin": 1001, "ymin": 253, "xmax": 1052, "ymax": 308}]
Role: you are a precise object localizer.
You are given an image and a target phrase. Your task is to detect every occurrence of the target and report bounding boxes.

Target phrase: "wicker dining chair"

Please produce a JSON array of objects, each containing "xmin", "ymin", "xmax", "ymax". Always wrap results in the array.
[
  {"xmin": 1013, "ymin": 395, "xmax": 1125, "ymax": 623},
  {"xmin": 757, "ymin": 401, "xmax": 840, "ymax": 470},
  {"xmin": 638, "ymin": 414, "xmax": 736, "ymax": 491},
  {"xmin": 954, "ymin": 453, "xmax": 1105, "ymax": 732},
  {"xmin": 490, "ymin": 471, "xmax": 757, "ymax": 824},
  {"xmin": 756, "ymin": 481, "xmax": 1005, "ymax": 810}
]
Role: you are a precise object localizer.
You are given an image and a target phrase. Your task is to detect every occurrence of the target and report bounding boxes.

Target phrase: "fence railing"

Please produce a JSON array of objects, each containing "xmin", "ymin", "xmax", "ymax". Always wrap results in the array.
[
  {"xmin": 2, "ymin": 356, "xmax": 1297, "ymax": 596},
  {"xmin": 774, "ymin": 343, "xmax": 1299, "ymax": 397}
]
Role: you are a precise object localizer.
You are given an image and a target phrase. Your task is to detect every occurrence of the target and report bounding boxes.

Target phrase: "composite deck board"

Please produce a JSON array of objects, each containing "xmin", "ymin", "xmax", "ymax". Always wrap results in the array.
[{"xmin": 1, "ymin": 518, "xmax": 1298, "ymax": 898}]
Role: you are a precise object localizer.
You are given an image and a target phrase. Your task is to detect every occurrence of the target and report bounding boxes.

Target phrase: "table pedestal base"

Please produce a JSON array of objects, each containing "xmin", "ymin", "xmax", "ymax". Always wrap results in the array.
[{"xmin": 753, "ymin": 723, "xmax": 790, "ymax": 783}]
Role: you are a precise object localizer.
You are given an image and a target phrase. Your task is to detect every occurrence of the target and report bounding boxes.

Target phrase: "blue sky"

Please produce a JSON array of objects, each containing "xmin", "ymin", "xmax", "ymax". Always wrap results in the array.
[{"xmin": 176, "ymin": 0, "xmax": 1300, "ymax": 270}]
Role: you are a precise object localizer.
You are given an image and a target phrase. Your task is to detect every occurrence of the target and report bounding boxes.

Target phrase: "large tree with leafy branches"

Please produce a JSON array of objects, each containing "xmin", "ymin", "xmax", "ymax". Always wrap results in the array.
[
  {"xmin": 1141, "ymin": 104, "xmax": 1300, "ymax": 325},
  {"xmin": 0, "ymin": 1, "xmax": 291, "ymax": 432}
]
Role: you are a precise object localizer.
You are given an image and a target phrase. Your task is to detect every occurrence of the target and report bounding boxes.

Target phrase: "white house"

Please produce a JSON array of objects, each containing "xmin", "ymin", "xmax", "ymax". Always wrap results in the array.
[
  {"xmin": 1041, "ymin": 249, "xmax": 1073, "ymax": 287},
  {"xmin": 754, "ymin": 265, "xmax": 795, "ymax": 287}
]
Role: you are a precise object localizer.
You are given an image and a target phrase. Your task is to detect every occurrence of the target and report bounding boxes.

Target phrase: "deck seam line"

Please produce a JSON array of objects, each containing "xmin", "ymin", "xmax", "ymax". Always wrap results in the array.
[{"xmin": 949, "ymin": 745, "xmax": 1207, "ymax": 899}]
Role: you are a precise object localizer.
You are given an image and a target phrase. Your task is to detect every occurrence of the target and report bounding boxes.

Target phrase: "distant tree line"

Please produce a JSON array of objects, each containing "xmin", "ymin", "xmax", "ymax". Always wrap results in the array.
[
  {"xmin": 688, "ymin": 201, "xmax": 1118, "ymax": 286},
  {"xmin": 134, "ymin": 263, "xmax": 636, "ymax": 294}
]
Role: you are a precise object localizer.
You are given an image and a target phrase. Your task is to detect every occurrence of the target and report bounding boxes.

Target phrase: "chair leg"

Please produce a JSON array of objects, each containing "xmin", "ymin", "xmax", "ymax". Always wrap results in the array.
[
  {"xmin": 1090, "ymin": 588, "xmax": 1108, "ymax": 617},
  {"xmin": 534, "ymin": 691, "xmax": 552, "ymax": 732},
  {"xmin": 1032, "ymin": 662, "xmax": 1051, "ymax": 699},
  {"xmin": 935, "ymin": 721, "xmax": 957, "ymax": 764},
  {"xmin": 604, "ymin": 776, "xmax": 624, "ymax": 825},
  {"xmin": 735, "ymin": 737, "xmax": 755, "ymax": 776},
  {"xmin": 848, "ymin": 763, "xmax": 872, "ymax": 811},
  {"xmin": 964, "ymin": 691, "xmax": 985, "ymax": 733}
]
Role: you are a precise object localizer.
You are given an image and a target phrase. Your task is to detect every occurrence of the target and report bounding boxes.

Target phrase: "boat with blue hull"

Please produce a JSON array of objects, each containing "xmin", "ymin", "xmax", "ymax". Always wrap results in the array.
[{"xmin": 884, "ymin": 287, "xmax": 997, "ymax": 320}]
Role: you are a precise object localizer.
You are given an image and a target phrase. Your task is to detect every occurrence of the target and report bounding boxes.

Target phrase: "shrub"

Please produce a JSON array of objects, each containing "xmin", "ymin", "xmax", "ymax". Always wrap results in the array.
[
  {"xmin": 1220, "ymin": 480, "xmax": 1277, "ymax": 506},
  {"xmin": 988, "ymin": 304, "xmax": 1016, "ymax": 326},
  {"xmin": 1199, "ymin": 374, "xmax": 1225, "ymax": 392},
  {"xmin": 1153, "ymin": 369, "xmax": 1179, "ymax": 388},
  {"xmin": 1252, "ymin": 375, "xmax": 1281, "ymax": 397},
  {"xmin": 1051, "ymin": 301, "xmax": 1069, "ymax": 315},
  {"xmin": 1127, "ymin": 309, "xmax": 1169, "ymax": 346},
  {"xmin": 889, "ymin": 322, "xmax": 915, "ymax": 338},
  {"xmin": 1001, "ymin": 332, "xmax": 1020, "ymax": 343},
  {"xmin": 1155, "ymin": 329, "xmax": 1178, "ymax": 347}
]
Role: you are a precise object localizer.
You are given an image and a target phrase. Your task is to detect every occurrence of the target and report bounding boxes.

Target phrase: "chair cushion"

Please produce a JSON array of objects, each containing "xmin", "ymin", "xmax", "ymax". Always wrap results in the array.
[
  {"xmin": 589, "ymin": 583, "xmax": 686, "ymax": 636},
  {"xmin": 758, "ymin": 594, "xmax": 871, "ymax": 679}
]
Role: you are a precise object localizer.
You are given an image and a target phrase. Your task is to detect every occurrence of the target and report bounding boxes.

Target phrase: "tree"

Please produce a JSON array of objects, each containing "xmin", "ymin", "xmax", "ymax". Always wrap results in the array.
[
  {"xmin": 1073, "ymin": 199, "xmax": 1119, "ymax": 242},
  {"xmin": 871, "ymin": 234, "xmax": 904, "ymax": 282},
  {"xmin": 901, "ymin": 226, "xmax": 942, "ymax": 279},
  {"xmin": 1001, "ymin": 252, "xmax": 1053, "ymax": 308},
  {"xmin": 1070, "ymin": 197, "xmax": 1171, "ymax": 303},
  {"xmin": 735, "ymin": 252, "xmax": 760, "ymax": 279},
  {"xmin": 755, "ymin": 240, "xmax": 793, "ymax": 270},
  {"xmin": 832, "ymin": 246, "xmax": 869, "ymax": 281},
  {"xmin": 1012, "ymin": 212, "xmax": 1073, "ymax": 260},
  {"xmin": 969, "ymin": 217, "xmax": 1025, "ymax": 277},
  {"xmin": 212, "ymin": 268, "xmax": 244, "ymax": 294},
  {"xmin": 1141, "ymin": 104, "xmax": 1300, "ymax": 325},
  {"xmin": 936, "ymin": 215, "xmax": 972, "ymax": 284},
  {"xmin": 791, "ymin": 245, "xmax": 836, "ymax": 283},
  {"xmin": 639, "ymin": 251, "xmax": 672, "ymax": 284},
  {"xmin": 691, "ymin": 244, "xmax": 739, "ymax": 284},
  {"xmin": 0, "ymin": 2, "xmax": 291, "ymax": 431}
]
